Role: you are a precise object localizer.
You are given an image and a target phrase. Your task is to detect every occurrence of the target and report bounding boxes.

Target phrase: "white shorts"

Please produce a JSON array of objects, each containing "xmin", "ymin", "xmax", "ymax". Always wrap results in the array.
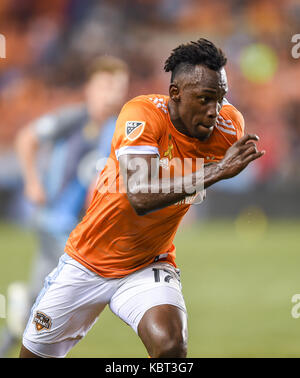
[{"xmin": 22, "ymin": 253, "xmax": 187, "ymax": 358}]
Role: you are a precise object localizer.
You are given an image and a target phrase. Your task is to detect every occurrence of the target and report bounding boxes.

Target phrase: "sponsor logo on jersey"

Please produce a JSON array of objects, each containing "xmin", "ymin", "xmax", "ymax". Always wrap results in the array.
[
  {"xmin": 33, "ymin": 311, "xmax": 52, "ymax": 331},
  {"xmin": 125, "ymin": 121, "xmax": 145, "ymax": 141},
  {"xmin": 163, "ymin": 134, "xmax": 174, "ymax": 160}
]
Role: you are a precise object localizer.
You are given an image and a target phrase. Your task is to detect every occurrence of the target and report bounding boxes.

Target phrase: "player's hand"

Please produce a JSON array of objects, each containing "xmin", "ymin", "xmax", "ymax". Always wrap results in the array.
[
  {"xmin": 217, "ymin": 134, "xmax": 265, "ymax": 180},
  {"xmin": 24, "ymin": 180, "xmax": 47, "ymax": 205}
]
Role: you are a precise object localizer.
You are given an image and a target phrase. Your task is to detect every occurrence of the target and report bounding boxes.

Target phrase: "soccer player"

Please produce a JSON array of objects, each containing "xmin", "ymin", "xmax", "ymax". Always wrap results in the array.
[
  {"xmin": 0, "ymin": 56, "xmax": 129, "ymax": 357},
  {"xmin": 19, "ymin": 39, "xmax": 264, "ymax": 358}
]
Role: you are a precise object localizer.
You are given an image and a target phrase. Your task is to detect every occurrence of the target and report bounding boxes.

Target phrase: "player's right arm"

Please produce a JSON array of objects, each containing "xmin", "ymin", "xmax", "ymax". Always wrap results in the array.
[
  {"xmin": 204, "ymin": 133, "xmax": 265, "ymax": 183},
  {"xmin": 119, "ymin": 134, "xmax": 264, "ymax": 215}
]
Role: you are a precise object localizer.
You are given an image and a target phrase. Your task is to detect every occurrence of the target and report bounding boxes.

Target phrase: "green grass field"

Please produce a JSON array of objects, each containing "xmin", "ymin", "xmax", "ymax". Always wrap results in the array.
[{"xmin": 1, "ymin": 217, "xmax": 300, "ymax": 358}]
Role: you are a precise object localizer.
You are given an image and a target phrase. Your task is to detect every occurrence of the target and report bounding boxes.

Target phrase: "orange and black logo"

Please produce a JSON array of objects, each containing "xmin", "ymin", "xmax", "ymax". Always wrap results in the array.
[{"xmin": 33, "ymin": 311, "xmax": 52, "ymax": 332}]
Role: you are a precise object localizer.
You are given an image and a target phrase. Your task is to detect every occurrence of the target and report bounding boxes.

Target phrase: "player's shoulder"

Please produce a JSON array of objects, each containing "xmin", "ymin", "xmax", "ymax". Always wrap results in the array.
[
  {"xmin": 219, "ymin": 99, "xmax": 244, "ymax": 126},
  {"xmin": 34, "ymin": 102, "xmax": 87, "ymax": 124},
  {"xmin": 218, "ymin": 99, "xmax": 244, "ymax": 139},
  {"xmin": 123, "ymin": 94, "xmax": 169, "ymax": 115},
  {"xmin": 33, "ymin": 102, "xmax": 88, "ymax": 141},
  {"xmin": 118, "ymin": 94, "xmax": 169, "ymax": 135},
  {"xmin": 48, "ymin": 102, "xmax": 88, "ymax": 121}
]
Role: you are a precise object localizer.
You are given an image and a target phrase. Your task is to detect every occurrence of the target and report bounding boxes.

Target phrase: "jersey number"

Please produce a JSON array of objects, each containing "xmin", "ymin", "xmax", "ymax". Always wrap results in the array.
[{"xmin": 152, "ymin": 268, "xmax": 173, "ymax": 283}]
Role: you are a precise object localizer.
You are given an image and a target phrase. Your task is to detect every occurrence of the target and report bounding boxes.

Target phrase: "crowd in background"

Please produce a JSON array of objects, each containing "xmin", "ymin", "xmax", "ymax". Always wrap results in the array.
[{"xmin": 0, "ymin": 0, "xmax": 299, "ymax": 220}]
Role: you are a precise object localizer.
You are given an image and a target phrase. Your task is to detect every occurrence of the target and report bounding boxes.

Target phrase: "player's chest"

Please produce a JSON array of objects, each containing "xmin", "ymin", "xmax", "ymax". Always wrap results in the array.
[{"xmin": 158, "ymin": 130, "xmax": 230, "ymax": 172}]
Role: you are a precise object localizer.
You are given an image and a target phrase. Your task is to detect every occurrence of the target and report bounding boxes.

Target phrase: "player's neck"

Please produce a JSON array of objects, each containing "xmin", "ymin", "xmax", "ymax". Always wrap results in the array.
[{"xmin": 167, "ymin": 100, "xmax": 191, "ymax": 138}]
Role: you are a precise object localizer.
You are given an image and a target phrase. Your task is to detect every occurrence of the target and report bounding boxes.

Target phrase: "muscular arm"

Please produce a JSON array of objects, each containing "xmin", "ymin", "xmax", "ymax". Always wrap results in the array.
[{"xmin": 119, "ymin": 134, "xmax": 265, "ymax": 216}]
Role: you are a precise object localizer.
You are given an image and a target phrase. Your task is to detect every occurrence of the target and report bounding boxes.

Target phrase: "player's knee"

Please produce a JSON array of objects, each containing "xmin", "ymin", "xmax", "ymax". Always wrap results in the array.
[
  {"xmin": 138, "ymin": 305, "xmax": 188, "ymax": 358},
  {"xmin": 152, "ymin": 330, "xmax": 187, "ymax": 358}
]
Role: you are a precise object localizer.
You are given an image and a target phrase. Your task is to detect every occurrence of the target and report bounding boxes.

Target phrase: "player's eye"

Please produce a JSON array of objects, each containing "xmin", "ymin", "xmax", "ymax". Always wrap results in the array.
[{"xmin": 198, "ymin": 96, "xmax": 209, "ymax": 104}]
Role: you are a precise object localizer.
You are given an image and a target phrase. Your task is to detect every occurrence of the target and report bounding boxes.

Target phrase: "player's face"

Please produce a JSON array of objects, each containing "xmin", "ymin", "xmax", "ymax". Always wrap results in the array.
[
  {"xmin": 173, "ymin": 66, "xmax": 228, "ymax": 141},
  {"xmin": 85, "ymin": 71, "xmax": 129, "ymax": 122}
]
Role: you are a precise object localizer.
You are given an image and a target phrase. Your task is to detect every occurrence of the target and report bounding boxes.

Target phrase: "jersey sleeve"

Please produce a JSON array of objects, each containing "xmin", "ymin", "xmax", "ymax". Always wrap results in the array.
[
  {"xmin": 32, "ymin": 104, "xmax": 87, "ymax": 142},
  {"xmin": 112, "ymin": 99, "xmax": 163, "ymax": 160},
  {"xmin": 220, "ymin": 103, "xmax": 245, "ymax": 140}
]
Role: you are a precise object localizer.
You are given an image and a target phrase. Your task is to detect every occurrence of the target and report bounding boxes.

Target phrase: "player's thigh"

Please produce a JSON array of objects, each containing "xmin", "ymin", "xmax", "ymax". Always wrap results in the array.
[
  {"xmin": 23, "ymin": 254, "xmax": 116, "ymax": 358},
  {"xmin": 109, "ymin": 263, "xmax": 187, "ymax": 352}
]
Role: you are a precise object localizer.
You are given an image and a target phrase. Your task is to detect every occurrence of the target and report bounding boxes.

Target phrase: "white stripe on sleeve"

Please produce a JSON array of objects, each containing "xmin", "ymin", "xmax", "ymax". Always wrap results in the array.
[{"xmin": 115, "ymin": 145, "xmax": 160, "ymax": 160}]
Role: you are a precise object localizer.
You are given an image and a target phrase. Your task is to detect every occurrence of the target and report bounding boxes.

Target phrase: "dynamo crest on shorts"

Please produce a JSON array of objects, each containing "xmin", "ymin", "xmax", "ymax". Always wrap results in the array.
[
  {"xmin": 125, "ymin": 121, "xmax": 145, "ymax": 141},
  {"xmin": 33, "ymin": 311, "xmax": 52, "ymax": 332}
]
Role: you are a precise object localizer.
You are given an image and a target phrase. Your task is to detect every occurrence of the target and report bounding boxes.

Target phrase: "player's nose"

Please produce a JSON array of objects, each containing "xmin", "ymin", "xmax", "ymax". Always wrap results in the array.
[{"xmin": 206, "ymin": 102, "xmax": 218, "ymax": 119}]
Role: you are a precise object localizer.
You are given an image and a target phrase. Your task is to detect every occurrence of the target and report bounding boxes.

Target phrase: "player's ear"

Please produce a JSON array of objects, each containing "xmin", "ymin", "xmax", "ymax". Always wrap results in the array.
[{"xmin": 169, "ymin": 83, "xmax": 180, "ymax": 103}]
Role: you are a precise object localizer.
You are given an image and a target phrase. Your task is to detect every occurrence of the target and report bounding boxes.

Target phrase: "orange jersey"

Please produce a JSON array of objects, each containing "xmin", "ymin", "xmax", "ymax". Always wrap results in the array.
[{"xmin": 65, "ymin": 95, "xmax": 244, "ymax": 278}]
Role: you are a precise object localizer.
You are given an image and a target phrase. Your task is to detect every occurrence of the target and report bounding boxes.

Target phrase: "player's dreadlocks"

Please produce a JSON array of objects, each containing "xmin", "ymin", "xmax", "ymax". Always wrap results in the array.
[{"xmin": 164, "ymin": 38, "xmax": 227, "ymax": 82}]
